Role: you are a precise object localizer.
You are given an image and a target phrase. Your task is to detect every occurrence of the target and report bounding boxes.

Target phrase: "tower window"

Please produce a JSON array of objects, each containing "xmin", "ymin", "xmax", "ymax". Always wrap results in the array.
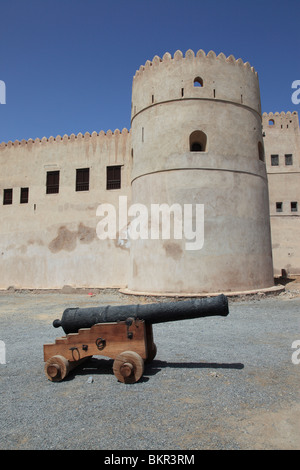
[
  {"xmin": 46, "ymin": 171, "xmax": 60, "ymax": 194},
  {"xmin": 189, "ymin": 131, "xmax": 207, "ymax": 152},
  {"xmin": 107, "ymin": 165, "xmax": 121, "ymax": 190},
  {"xmin": 258, "ymin": 141, "xmax": 265, "ymax": 162},
  {"xmin": 271, "ymin": 154, "xmax": 279, "ymax": 166},
  {"xmin": 76, "ymin": 168, "xmax": 90, "ymax": 191},
  {"xmin": 285, "ymin": 154, "xmax": 293, "ymax": 166},
  {"xmin": 3, "ymin": 188, "xmax": 13, "ymax": 205},
  {"xmin": 193, "ymin": 77, "xmax": 203, "ymax": 87},
  {"xmin": 20, "ymin": 187, "xmax": 29, "ymax": 204},
  {"xmin": 291, "ymin": 202, "xmax": 298, "ymax": 212},
  {"xmin": 268, "ymin": 119, "xmax": 275, "ymax": 126},
  {"xmin": 276, "ymin": 202, "xmax": 283, "ymax": 212}
]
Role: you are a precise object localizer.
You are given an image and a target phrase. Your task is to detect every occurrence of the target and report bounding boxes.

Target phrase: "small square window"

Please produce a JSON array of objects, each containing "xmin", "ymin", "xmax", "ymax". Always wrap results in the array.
[
  {"xmin": 271, "ymin": 155, "xmax": 279, "ymax": 166},
  {"xmin": 46, "ymin": 171, "xmax": 60, "ymax": 194},
  {"xmin": 20, "ymin": 187, "xmax": 29, "ymax": 204},
  {"xmin": 276, "ymin": 202, "xmax": 283, "ymax": 212},
  {"xmin": 285, "ymin": 154, "xmax": 293, "ymax": 166},
  {"xmin": 3, "ymin": 188, "xmax": 13, "ymax": 205},
  {"xmin": 291, "ymin": 202, "xmax": 298, "ymax": 212},
  {"xmin": 107, "ymin": 166, "xmax": 121, "ymax": 190},
  {"xmin": 76, "ymin": 168, "xmax": 90, "ymax": 191}
]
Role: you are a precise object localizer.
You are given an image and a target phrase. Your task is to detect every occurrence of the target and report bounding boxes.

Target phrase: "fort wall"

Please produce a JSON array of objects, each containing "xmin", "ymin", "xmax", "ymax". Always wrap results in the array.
[
  {"xmin": 0, "ymin": 130, "xmax": 132, "ymax": 289},
  {"xmin": 263, "ymin": 111, "xmax": 300, "ymax": 275}
]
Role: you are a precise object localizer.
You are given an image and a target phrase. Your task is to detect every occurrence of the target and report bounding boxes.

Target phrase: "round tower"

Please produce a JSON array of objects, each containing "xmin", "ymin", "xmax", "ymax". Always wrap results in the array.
[{"xmin": 128, "ymin": 49, "xmax": 274, "ymax": 294}]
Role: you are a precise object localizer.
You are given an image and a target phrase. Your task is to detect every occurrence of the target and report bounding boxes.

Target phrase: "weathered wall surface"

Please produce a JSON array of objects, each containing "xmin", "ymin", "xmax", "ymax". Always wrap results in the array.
[
  {"xmin": 129, "ymin": 49, "xmax": 274, "ymax": 294},
  {"xmin": 263, "ymin": 111, "xmax": 300, "ymax": 275},
  {"xmin": 0, "ymin": 130, "xmax": 132, "ymax": 289}
]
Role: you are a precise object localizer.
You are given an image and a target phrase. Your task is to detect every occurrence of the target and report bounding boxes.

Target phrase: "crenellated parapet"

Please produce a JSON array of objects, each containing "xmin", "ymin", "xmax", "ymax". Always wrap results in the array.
[
  {"xmin": 0, "ymin": 128, "xmax": 130, "ymax": 149},
  {"xmin": 262, "ymin": 111, "xmax": 299, "ymax": 131},
  {"xmin": 133, "ymin": 49, "xmax": 258, "ymax": 80},
  {"xmin": 131, "ymin": 49, "xmax": 261, "ymax": 119}
]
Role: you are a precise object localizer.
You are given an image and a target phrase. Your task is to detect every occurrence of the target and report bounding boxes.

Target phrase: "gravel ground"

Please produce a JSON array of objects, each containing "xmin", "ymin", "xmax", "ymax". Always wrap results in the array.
[{"xmin": 0, "ymin": 285, "xmax": 299, "ymax": 451}]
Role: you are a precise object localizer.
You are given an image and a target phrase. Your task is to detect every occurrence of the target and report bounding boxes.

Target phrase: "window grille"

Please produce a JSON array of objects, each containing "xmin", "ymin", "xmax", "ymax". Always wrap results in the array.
[
  {"xmin": 3, "ymin": 189, "xmax": 13, "ymax": 205},
  {"xmin": 20, "ymin": 187, "xmax": 29, "ymax": 204},
  {"xmin": 107, "ymin": 166, "xmax": 121, "ymax": 190},
  {"xmin": 46, "ymin": 171, "xmax": 60, "ymax": 194},
  {"xmin": 76, "ymin": 168, "xmax": 90, "ymax": 191}
]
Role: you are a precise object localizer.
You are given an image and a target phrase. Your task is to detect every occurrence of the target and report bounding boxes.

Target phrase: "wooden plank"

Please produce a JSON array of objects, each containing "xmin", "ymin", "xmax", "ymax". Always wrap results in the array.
[{"xmin": 43, "ymin": 320, "xmax": 148, "ymax": 362}]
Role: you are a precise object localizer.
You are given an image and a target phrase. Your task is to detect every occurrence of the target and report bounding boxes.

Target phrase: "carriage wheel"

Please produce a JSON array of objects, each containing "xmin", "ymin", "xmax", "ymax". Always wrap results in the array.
[
  {"xmin": 113, "ymin": 351, "xmax": 144, "ymax": 384},
  {"xmin": 44, "ymin": 355, "xmax": 70, "ymax": 382}
]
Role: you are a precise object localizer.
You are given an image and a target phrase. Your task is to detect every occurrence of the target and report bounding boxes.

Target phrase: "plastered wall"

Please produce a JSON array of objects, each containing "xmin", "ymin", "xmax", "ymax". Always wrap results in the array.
[
  {"xmin": 0, "ymin": 130, "xmax": 132, "ymax": 289},
  {"xmin": 263, "ymin": 112, "xmax": 300, "ymax": 275}
]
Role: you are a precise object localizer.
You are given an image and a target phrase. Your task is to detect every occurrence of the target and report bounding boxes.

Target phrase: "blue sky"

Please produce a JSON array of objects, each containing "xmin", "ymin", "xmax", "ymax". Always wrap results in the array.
[{"xmin": 0, "ymin": 0, "xmax": 299, "ymax": 142}]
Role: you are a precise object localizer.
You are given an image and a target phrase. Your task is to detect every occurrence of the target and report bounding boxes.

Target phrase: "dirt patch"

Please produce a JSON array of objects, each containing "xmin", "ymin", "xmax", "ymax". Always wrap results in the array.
[{"xmin": 233, "ymin": 403, "xmax": 300, "ymax": 450}]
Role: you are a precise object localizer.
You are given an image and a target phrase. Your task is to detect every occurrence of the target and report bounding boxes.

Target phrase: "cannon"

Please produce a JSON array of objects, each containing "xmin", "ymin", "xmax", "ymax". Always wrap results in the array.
[{"xmin": 43, "ymin": 294, "xmax": 229, "ymax": 384}]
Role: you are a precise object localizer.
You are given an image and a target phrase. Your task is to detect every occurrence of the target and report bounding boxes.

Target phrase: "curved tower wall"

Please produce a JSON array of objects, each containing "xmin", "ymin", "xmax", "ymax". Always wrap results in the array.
[{"xmin": 129, "ymin": 49, "xmax": 274, "ymax": 294}]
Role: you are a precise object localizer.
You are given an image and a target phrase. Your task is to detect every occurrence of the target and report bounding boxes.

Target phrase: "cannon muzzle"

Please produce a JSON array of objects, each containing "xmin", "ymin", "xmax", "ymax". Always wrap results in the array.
[{"xmin": 53, "ymin": 294, "xmax": 229, "ymax": 334}]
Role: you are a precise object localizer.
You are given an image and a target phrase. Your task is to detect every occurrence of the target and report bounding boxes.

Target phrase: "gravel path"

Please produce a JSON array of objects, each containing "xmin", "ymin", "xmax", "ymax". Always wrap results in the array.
[{"xmin": 0, "ymin": 287, "xmax": 299, "ymax": 450}]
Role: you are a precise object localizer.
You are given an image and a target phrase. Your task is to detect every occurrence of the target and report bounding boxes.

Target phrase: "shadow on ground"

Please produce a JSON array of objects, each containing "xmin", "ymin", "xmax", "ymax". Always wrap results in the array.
[{"xmin": 64, "ymin": 357, "xmax": 244, "ymax": 383}]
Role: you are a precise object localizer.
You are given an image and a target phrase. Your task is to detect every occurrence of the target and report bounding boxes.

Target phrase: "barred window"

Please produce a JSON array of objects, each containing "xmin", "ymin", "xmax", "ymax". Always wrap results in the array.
[
  {"xmin": 285, "ymin": 154, "xmax": 293, "ymax": 166},
  {"xmin": 3, "ymin": 188, "xmax": 13, "ymax": 205},
  {"xmin": 291, "ymin": 201, "xmax": 298, "ymax": 212},
  {"xmin": 20, "ymin": 187, "xmax": 29, "ymax": 204},
  {"xmin": 271, "ymin": 154, "xmax": 279, "ymax": 166},
  {"xmin": 46, "ymin": 171, "xmax": 59, "ymax": 194},
  {"xmin": 107, "ymin": 166, "xmax": 121, "ymax": 190},
  {"xmin": 76, "ymin": 168, "xmax": 90, "ymax": 191}
]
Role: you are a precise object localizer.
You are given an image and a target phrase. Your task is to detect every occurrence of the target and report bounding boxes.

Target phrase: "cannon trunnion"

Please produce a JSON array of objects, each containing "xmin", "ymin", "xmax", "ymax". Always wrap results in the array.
[{"xmin": 43, "ymin": 295, "xmax": 229, "ymax": 384}]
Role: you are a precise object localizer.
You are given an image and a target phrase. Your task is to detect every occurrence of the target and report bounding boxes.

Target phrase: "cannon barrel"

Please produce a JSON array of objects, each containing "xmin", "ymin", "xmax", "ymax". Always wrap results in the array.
[{"xmin": 53, "ymin": 294, "xmax": 229, "ymax": 334}]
